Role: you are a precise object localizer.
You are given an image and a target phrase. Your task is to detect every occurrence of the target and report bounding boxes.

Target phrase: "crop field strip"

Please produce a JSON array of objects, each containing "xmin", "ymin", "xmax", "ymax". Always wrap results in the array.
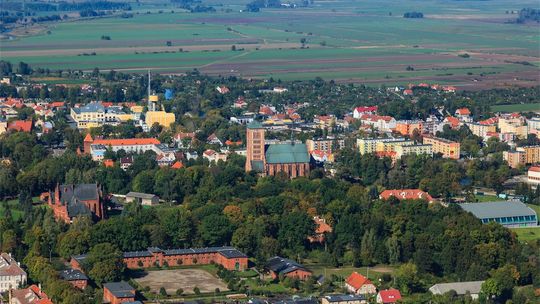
[{"xmin": 1, "ymin": 0, "xmax": 539, "ymax": 87}]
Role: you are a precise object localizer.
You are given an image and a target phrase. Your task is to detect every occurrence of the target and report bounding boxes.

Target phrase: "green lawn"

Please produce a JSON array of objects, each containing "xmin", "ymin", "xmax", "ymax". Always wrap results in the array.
[
  {"xmin": 491, "ymin": 103, "xmax": 540, "ymax": 113},
  {"xmin": 475, "ymin": 195, "xmax": 506, "ymax": 202},
  {"xmin": 1, "ymin": 197, "xmax": 40, "ymax": 221},
  {"xmin": 511, "ymin": 227, "xmax": 540, "ymax": 242},
  {"xmin": 307, "ymin": 264, "xmax": 394, "ymax": 281}
]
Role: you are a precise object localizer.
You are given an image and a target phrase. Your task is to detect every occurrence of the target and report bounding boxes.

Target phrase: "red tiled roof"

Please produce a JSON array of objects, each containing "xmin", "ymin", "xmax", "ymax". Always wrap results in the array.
[
  {"xmin": 84, "ymin": 133, "xmax": 93, "ymax": 142},
  {"xmin": 7, "ymin": 120, "xmax": 32, "ymax": 132},
  {"xmin": 529, "ymin": 166, "xmax": 540, "ymax": 173},
  {"xmin": 49, "ymin": 101, "xmax": 65, "ymax": 108},
  {"xmin": 225, "ymin": 139, "xmax": 242, "ymax": 146},
  {"xmin": 103, "ymin": 159, "xmax": 114, "ymax": 168},
  {"xmin": 479, "ymin": 117, "xmax": 498, "ymax": 125},
  {"xmin": 455, "ymin": 108, "xmax": 471, "ymax": 116},
  {"xmin": 101, "ymin": 102, "xmax": 113, "ymax": 107},
  {"xmin": 444, "ymin": 116, "xmax": 460, "ymax": 128},
  {"xmin": 355, "ymin": 106, "xmax": 378, "ymax": 113},
  {"xmin": 93, "ymin": 138, "xmax": 160, "ymax": 146},
  {"xmin": 380, "ymin": 189, "xmax": 433, "ymax": 202},
  {"xmin": 314, "ymin": 216, "xmax": 332, "ymax": 234},
  {"xmin": 171, "ymin": 161, "xmax": 184, "ymax": 169},
  {"xmin": 378, "ymin": 289, "xmax": 402, "ymax": 303},
  {"xmin": 346, "ymin": 272, "xmax": 373, "ymax": 290}
]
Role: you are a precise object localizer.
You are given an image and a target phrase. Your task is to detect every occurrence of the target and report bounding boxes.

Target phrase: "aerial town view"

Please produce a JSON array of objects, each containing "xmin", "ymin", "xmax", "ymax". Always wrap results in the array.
[{"xmin": 0, "ymin": 0, "xmax": 539, "ymax": 303}]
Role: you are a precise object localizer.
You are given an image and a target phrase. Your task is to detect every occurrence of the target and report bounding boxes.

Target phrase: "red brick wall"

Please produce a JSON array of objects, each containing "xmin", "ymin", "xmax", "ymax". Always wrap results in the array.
[
  {"xmin": 69, "ymin": 279, "xmax": 88, "ymax": 290},
  {"xmin": 270, "ymin": 269, "xmax": 312, "ymax": 281},
  {"xmin": 103, "ymin": 288, "xmax": 135, "ymax": 304},
  {"xmin": 124, "ymin": 252, "xmax": 248, "ymax": 271}
]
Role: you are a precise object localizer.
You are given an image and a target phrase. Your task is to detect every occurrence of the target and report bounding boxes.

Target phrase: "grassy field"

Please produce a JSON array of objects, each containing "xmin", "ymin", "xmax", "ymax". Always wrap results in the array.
[
  {"xmin": 2, "ymin": 0, "xmax": 539, "ymax": 87},
  {"xmin": 475, "ymin": 194, "xmax": 506, "ymax": 202},
  {"xmin": 511, "ymin": 227, "xmax": 540, "ymax": 242},
  {"xmin": 491, "ymin": 103, "xmax": 540, "ymax": 113}
]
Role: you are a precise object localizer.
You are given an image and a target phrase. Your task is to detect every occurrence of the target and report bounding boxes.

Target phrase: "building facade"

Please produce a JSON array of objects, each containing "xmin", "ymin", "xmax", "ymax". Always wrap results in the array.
[
  {"xmin": 103, "ymin": 282, "xmax": 136, "ymax": 304},
  {"xmin": 145, "ymin": 111, "xmax": 175, "ymax": 128},
  {"xmin": 245, "ymin": 122, "xmax": 310, "ymax": 178},
  {"xmin": 0, "ymin": 253, "xmax": 26, "ymax": 293},
  {"xmin": 266, "ymin": 256, "xmax": 312, "ymax": 281},
  {"xmin": 422, "ymin": 136, "xmax": 460, "ymax": 159},
  {"xmin": 47, "ymin": 184, "xmax": 104, "ymax": 223},
  {"xmin": 306, "ymin": 137, "xmax": 345, "ymax": 154},
  {"xmin": 71, "ymin": 246, "xmax": 248, "ymax": 272},
  {"xmin": 460, "ymin": 201, "xmax": 538, "ymax": 228}
]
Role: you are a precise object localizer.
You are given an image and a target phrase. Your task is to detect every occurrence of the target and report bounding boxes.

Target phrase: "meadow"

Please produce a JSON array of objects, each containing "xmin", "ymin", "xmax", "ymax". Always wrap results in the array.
[
  {"xmin": 491, "ymin": 103, "xmax": 540, "ymax": 113},
  {"xmin": 1, "ymin": 0, "xmax": 539, "ymax": 87}
]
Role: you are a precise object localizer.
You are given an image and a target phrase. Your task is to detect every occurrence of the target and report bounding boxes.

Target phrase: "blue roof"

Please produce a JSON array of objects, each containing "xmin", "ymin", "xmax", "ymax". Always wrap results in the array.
[{"xmin": 265, "ymin": 143, "xmax": 310, "ymax": 164}]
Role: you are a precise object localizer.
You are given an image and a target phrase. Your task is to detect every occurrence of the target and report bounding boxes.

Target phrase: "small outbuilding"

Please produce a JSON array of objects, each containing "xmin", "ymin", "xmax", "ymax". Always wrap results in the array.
[{"xmin": 125, "ymin": 192, "xmax": 159, "ymax": 206}]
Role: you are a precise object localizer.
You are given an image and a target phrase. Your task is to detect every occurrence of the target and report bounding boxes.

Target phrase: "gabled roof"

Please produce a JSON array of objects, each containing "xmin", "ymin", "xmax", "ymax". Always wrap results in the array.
[
  {"xmin": 266, "ymin": 256, "xmax": 311, "ymax": 275},
  {"xmin": 455, "ymin": 108, "xmax": 471, "ymax": 116},
  {"xmin": 429, "ymin": 281, "xmax": 484, "ymax": 295},
  {"xmin": 354, "ymin": 106, "xmax": 378, "ymax": 113},
  {"xmin": 171, "ymin": 161, "xmax": 184, "ymax": 169},
  {"xmin": 60, "ymin": 269, "xmax": 88, "ymax": 281},
  {"xmin": 378, "ymin": 289, "xmax": 402, "ymax": 303},
  {"xmin": 8, "ymin": 120, "xmax": 32, "ymax": 132},
  {"xmin": 346, "ymin": 271, "xmax": 373, "ymax": 290}
]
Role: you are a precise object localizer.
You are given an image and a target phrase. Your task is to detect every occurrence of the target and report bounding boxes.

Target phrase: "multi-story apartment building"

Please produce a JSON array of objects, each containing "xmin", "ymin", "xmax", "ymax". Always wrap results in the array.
[
  {"xmin": 0, "ymin": 253, "xmax": 27, "ymax": 293},
  {"xmin": 422, "ymin": 136, "xmax": 460, "ymax": 159},
  {"xmin": 395, "ymin": 120, "xmax": 423, "ymax": 136},
  {"xmin": 394, "ymin": 144, "xmax": 433, "ymax": 158},
  {"xmin": 70, "ymin": 102, "xmax": 131, "ymax": 129},
  {"xmin": 498, "ymin": 115, "xmax": 528, "ymax": 138},
  {"xmin": 503, "ymin": 146, "xmax": 540, "ymax": 168},
  {"xmin": 467, "ymin": 122, "xmax": 497, "ymax": 139},
  {"xmin": 357, "ymin": 137, "xmax": 405, "ymax": 155},
  {"xmin": 306, "ymin": 137, "xmax": 345, "ymax": 154}
]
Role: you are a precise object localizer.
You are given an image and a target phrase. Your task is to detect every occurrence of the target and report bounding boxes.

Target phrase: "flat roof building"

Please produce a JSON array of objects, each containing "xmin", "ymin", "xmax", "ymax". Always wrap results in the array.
[{"xmin": 460, "ymin": 201, "xmax": 538, "ymax": 228}]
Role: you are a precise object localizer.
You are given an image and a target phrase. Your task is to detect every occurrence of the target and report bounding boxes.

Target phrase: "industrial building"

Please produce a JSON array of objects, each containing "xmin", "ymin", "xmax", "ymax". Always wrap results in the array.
[{"xmin": 460, "ymin": 201, "xmax": 538, "ymax": 228}]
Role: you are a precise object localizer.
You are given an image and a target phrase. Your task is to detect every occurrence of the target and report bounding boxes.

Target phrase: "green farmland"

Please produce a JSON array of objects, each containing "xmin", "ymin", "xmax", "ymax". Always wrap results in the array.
[
  {"xmin": 2, "ymin": 0, "xmax": 539, "ymax": 87},
  {"xmin": 491, "ymin": 103, "xmax": 540, "ymax": 113}
]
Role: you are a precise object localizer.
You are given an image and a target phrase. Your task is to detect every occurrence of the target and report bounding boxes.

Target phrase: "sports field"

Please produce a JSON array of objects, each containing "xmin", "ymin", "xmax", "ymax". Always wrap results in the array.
[
  {"xmin": 1, "ymin": 0, "xmax": 539, "ymax": 87},
  {"xmin": 133, "ymin": 268, "xmax": 228, "ymax": 294}
]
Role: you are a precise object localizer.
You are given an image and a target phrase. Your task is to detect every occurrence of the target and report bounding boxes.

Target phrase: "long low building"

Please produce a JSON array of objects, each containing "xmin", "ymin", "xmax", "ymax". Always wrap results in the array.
[
  {"xmin": 429, "ymin": 281, "xmax": 484, "ymax": 300},
  {"xmin": 460, "ymin": 201, "xmax": 538, "ymax": 228},
  {"xmin": 71, "ymin": 246, "xmax": 248, "ymax": 272}
]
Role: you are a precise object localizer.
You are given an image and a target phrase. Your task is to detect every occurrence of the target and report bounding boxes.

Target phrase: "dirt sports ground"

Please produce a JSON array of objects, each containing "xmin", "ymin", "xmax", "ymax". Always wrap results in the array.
[
  {"xmin": 133, "ymin": 268, "xmax": 228, "ymax": 294},
  {"xmin": 1, "ymin": 0, "xmax": 539, "ymax": 89}
]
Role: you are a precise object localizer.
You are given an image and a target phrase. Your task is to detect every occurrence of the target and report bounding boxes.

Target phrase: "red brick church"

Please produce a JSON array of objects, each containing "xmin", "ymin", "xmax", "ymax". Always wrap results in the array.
[
  {"xmin": 245, "ymin": 121, "xmax": 311, "ymax": 178},
  {"xmin": 47, "ymin": 184, "xmax": 104, "ymax": 223}
]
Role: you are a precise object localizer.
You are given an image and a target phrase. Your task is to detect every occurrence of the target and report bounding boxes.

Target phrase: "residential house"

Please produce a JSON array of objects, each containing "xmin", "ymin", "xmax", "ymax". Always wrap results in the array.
[
  {"xmin": 308, "ymin": 216, "xmax": 332, "ymax": 243},
  {"xmin": 216, "ymin": 86, "xmax": 230, "ymax": 94},
  {"xmin": 376, "ymin": 289, "xmax": 402, "ymax": 304},
  {"xmin": 443, "ymin": 116, "xmax": 460, "ymax": 129},
  {"xmin": 266, "ymin": 256, "xmax": 312, "ymax": 281},
  {"xmin": 203, "ymin": 149, "xmax": 228, "ymax": 163},
  {"xmin": 345, "ymin": 272, "xmax": 377, "ymax": 295},
  {"xmin": 0, "ymin": 253, "xmax": 27, "ymax": 293},
  {"xmin": 359, "ymin": 115, "xmax": 396, "ymax": 132},
  {"xmin": 353, "ymin": 106, "xmax": 378, "ymax": 119},
  {"xmin": 7, "ymin": 120, "xmax": 32, "ymax": 133},
  {"xmin": 9, "ymin": 285, "xmax": 52, "ymax": 304},
  {"xmin": 59, "ymin": 269, "xmax": 88, "ymax": 290},
  {"xmin": 207, "ymin": 133, "xmax": 223, "ymax": 146},
  {"xmin": 455, "ymin": 108, "xmax": 472, "ymax": 122}
]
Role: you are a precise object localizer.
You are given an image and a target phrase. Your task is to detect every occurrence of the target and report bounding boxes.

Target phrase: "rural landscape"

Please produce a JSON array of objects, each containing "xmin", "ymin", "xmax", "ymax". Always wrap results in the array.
[
  {"xmin": 2, "ymin": 0, "xmax": 540, "ymax": 88},
  {"xmin": 0, "ymin": 0, "xmax": 539, "ymax": 304}
]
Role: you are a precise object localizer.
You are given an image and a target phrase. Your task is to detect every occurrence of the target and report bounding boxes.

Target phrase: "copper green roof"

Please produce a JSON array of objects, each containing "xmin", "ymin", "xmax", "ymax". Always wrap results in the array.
[
  {"xmin": 247, "ymin": 121, "xmax": 264, "ymax": 129},
  {"xmin": 265, "ymin": 143, "xmax": 310, "ymax": 164}
]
